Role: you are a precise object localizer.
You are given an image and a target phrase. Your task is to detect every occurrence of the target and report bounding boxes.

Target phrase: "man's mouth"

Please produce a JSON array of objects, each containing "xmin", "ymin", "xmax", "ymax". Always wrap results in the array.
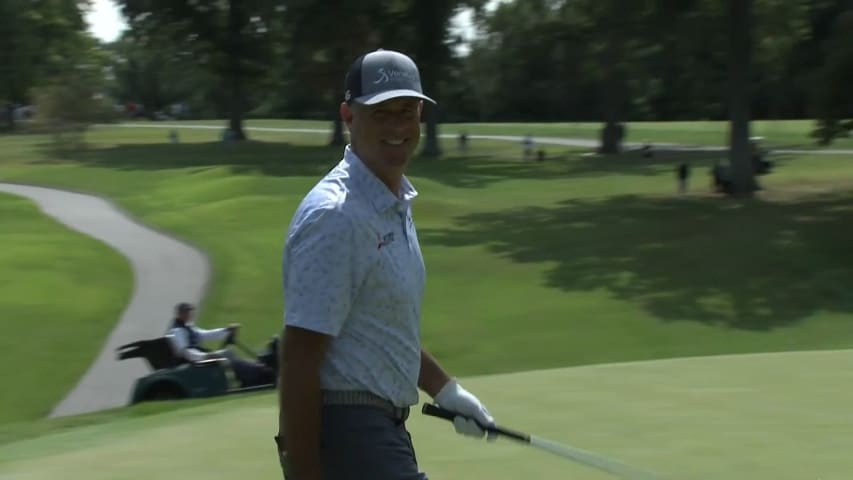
[{"xmin": 382, "ymin": 138, "xmax": 406, "ymax": 146}]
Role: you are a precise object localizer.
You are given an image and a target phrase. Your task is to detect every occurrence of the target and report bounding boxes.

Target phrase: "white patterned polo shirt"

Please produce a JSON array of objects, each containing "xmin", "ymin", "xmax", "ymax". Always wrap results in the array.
[{"xmin": 281, "ymin": 145, "xmax": 426, "ymax": 407}]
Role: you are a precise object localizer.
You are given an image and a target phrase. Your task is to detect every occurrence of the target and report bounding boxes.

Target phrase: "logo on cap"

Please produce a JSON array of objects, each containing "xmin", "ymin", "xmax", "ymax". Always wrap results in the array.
[{"xmin": 373, "ymin": 68, "xmax": 415, "ymax": 85}]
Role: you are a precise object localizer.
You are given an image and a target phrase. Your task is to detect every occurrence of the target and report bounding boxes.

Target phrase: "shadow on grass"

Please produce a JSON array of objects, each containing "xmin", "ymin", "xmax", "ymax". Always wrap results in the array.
[
  {"xmin": 557, "ymin": 147, "xmax": 799, "ymax": 179},
  {"xmin": 40, "ymin": 141, "xmax": 343, "ymax": 178},
  {"xmin": 41, "ymin": 139, "xmax": 785, "ymax": 190},
  {"xmin": 420, "ymin": 193, "xmax": 853, "ymax": 330}
]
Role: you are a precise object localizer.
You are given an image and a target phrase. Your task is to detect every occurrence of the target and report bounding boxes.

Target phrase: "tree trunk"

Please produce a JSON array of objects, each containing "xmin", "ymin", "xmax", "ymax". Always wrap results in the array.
[
  {"xmin": 598, "ymin": 33, "xmax": 624, "ymax": 155},
  {"xmin": 226, "ymin": 0, "xmax": 247, "ymax": 141},
  {"xmin": 412, "ymin": 0, "xmax": 445, "ymax": 159},
  {"xmin": 421, "ymin": 103, "xmax": 441, "ymax": 158},
  {"xmin": 728, "ymin": 0, "xmax": 757, "ymax": 195}
]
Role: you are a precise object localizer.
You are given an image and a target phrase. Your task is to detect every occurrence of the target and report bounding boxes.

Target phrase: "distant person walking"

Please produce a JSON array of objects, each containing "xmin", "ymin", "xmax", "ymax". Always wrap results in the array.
[{"xmin": 677, "ymin": 162, "xmax": 690, "ymax": 195}]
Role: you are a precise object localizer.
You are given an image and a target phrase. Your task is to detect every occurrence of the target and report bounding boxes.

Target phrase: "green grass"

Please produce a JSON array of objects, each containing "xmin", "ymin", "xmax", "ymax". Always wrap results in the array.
[
  {"xmin": 113, "ymin": 117, "xmax": 853, "ymax": 149},
  {"xmin": 0, "ymin": 193, "xmax": 131, "ymax": 423},
  {"xmin": 442, "ymin": 119, "xmax": 853, "ymax": 149},
  {"xmin": 3, "ymin": 349, "xmax": 853, "ymax": 479},
  {"xmin": 0, "ymin": 119, "xmax": 851, "ymax": 452}
]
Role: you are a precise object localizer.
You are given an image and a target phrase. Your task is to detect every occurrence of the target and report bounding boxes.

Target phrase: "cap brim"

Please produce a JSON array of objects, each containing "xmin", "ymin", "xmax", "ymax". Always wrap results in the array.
[{"xmin": 354, "ymin": 89, "xmax": 436, "ymax": 105}]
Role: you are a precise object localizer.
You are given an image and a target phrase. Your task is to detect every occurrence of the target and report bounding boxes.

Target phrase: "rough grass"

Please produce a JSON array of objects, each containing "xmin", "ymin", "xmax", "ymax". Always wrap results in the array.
[{"xmin": 0, "ymin": 194, "xmax": 131, "ymax": 423}]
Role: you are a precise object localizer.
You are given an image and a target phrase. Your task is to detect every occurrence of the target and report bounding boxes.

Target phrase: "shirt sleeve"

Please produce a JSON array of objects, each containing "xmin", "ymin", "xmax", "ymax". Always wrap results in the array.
[
  {"xmin": 194, "ymin": 326, "xmax": 230, "ymax": 343},
  {"xmin": 166, "ymin": 328, "xmax": 207, "ymax": 362},
  {"xmin": 282, "ymin": 207, "xmax": 356, "ymax": 336}
]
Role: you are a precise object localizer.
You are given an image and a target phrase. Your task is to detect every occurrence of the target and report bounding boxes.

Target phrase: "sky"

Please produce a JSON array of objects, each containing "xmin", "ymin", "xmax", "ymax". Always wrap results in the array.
[
  {"xmin": 85, "ymin": 0, "xmax": 127, "ymax": 43},
  {"xmin": 85, "ymin": 0, "xmax": 501, "ymax": 46}
]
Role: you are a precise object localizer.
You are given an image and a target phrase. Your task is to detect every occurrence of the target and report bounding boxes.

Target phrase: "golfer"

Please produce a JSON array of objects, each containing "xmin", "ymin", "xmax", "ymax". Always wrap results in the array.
[{"xmin": 275, "ymin": 49, "xmax": 496, "ymax": 480}]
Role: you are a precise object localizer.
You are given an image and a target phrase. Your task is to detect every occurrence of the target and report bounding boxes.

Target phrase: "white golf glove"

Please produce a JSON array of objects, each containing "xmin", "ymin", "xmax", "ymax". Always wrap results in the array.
[{"xmin": 434, "ymin": 379, "xmax": 496, "ymax": 441}]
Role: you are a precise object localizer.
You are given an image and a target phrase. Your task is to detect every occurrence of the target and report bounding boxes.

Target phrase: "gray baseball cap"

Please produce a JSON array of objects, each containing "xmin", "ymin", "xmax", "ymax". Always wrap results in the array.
[{"xmin": 344, "ymin": 49, "xmax": 436, "ymax": 105}]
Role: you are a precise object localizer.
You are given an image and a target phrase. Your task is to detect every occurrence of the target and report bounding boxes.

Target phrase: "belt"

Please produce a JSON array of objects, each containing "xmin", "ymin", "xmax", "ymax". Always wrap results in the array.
[{"xmin": 322, "ymin": 390, "xmax": 410, "ymax": 423}]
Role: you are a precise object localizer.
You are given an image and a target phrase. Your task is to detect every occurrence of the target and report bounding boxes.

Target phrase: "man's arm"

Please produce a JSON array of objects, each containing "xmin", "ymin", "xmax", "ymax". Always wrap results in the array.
[
  {"xmin": 418, "ymin": 349, "xmax": 452, "ymax": 397},
  {"xmin": 195, "ymin": 326, "xmax": 231, "ymax": 343},
  {"xmin": 276, "ymin": 206, "xmax": 356, "ymax": 478},
  {"xmin": 167, "ymin": 331, "xmax": 226, "ymax": 362},
  {"xmin": 278, "ymin": 325, "xmax": 331, "ymax": 480}
]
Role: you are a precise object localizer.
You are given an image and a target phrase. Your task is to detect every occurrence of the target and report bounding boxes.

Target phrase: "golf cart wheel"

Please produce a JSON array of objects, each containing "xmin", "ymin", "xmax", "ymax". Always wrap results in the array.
[{"xmin": 142, "ymin": 383, "xmax": 186, "ymax": 402}]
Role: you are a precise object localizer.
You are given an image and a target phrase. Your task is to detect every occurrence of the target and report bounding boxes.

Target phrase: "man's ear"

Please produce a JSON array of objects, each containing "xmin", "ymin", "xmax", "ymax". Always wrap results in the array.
[{"xmin": 340, "ymin": 102, "xmax": 353, "ymax": 126}]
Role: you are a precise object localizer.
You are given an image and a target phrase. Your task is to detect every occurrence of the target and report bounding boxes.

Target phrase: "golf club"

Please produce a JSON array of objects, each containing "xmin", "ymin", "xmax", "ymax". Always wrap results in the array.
[
  {"xmin": 222, "ymin": 329, "xmax": 258, "ymax": 358},
  {"xmin": 422, "ymin": 403, "xmax": 663, "ymax": 480},
  {"xmin": 232, "ymin": 339, "xmax": 259, "ymax": 358}
]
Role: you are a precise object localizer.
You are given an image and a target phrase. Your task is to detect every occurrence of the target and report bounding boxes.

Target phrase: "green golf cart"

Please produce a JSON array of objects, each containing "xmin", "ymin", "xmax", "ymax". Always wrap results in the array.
[{"xmin": 116, "ymin": 333, "xmax": 278, "ymax": 404}]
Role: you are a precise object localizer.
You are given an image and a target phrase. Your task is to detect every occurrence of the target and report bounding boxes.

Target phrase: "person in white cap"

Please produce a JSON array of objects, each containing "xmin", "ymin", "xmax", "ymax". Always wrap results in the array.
[{"xmin": 275, "ymin": 49, "xmax": 496, "ymax": 480}]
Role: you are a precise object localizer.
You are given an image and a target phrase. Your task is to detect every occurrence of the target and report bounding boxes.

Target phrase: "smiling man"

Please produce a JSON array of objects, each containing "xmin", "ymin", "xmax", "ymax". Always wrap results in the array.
[{"xmin": 276, "ymin": 49, "xmax": 497, "ymax": 480}]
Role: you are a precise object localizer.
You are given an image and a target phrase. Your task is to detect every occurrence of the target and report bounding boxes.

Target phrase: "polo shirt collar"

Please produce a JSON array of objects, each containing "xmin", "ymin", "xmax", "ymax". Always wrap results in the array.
[{"xmin": 344, "ymin": 145, "xmax": 418, "ymax": 213}]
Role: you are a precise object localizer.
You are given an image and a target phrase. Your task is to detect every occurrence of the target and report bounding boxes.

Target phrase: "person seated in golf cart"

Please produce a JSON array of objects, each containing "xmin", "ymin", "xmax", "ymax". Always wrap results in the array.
[{"xmin": 166, "ymin": 302, "xmax": 275, "ymax": 388}]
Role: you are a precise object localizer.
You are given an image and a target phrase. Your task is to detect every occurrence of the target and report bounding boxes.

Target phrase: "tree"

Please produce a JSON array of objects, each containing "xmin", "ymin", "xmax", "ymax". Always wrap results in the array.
[
  {"xmin": 728, "ymin": 0, "xmax": 758, "ymax": 196},
  {"xmin": 811, "ymin": 7, "xmax": 853, "ymax": 144},
  {"xmin": 279, "ymin": 0, "xmax": 483, "ymax": 154},
  {"xmin": 0, "ymin": 0, "xmax": 91, "ymax": 130},
  {"xmin": 107, "ymin": 28, "xmax": 210, "ymax": 119},
  {"xmin": 33, "ymin": 36, "xmax": 120, "ymax": 149},
  {"xmin": 280, "ymin": 1, "xmax": 394, "ymax": 146},
  {"xmin": 406, "ymin": 0, "xmax": 486, "ymax": 158},
  {"xmin": 116, "ymin": 0, "xmax": 282, "ymax": 140},
  {"xmin": 465, "ymin": 0, "xmax": 598, "ymax": 122}
]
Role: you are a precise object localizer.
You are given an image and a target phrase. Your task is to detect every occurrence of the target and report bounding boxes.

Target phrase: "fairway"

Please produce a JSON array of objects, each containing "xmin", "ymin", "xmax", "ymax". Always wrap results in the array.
[
  {"xmin": 1, "ymin": 120, "xmax": 852, "ymax": 480},
  {"xmin": 2, "ymin": 349, "xmax": 853, "ymax": 479},
  {"xmin": 6, "ymin": 1, "xmax": 853, "ymax": 477}
]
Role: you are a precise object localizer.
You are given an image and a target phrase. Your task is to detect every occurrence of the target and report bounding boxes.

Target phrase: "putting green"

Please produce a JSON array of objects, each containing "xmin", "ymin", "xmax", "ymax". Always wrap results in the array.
[{"xmin": 2, "ymin": 349, "xmax": 852, "ymax": 479}]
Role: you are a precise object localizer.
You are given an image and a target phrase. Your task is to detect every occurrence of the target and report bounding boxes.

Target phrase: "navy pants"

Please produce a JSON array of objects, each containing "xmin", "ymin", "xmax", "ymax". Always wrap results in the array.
[{"xmin": 280, "ymin": 405, "xmax": 428, "ymax": 480}]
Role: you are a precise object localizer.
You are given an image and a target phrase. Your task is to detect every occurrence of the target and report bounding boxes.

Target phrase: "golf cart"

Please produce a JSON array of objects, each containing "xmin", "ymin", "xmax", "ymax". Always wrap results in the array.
[
  {"xmin": 116, "ymin": 330, "xmax": 278, "ymax": 404},
  {"xmin": 711, "ymin": 137, "xmax": 775, "ymax": 195}
]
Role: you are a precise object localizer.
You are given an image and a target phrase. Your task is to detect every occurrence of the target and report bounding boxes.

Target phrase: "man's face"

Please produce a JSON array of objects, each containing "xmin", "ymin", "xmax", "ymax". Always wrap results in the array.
[
  {"xmin": 342, "ymin": 97, "xmax": 423, "ymax": 176},
  {"xmin": 177, "ymin": 309, "xmax": 193, "ymax": 323}
]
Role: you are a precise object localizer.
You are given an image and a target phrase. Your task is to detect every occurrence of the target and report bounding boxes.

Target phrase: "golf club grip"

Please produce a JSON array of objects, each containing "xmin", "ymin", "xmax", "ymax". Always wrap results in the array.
[{"xmin": 421, "ymin": 404, "xmax": 530, "ymax": 443}]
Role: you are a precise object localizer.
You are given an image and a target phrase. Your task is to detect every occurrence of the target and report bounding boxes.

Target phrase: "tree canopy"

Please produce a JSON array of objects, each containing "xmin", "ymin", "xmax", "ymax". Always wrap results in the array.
[{"xmin": 5, "ymin": 0, "xmax": 852, "ymax": 153}]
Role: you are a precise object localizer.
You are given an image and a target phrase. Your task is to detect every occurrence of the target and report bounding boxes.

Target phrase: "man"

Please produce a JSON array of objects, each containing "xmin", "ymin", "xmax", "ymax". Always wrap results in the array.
[
  {"xmin": 276, "ymin": 49, "xmax": 496, "ymax": 480},
  {"xmin": 166, "ymin": 302, "xmax": 274, "ymax": 388},
  {"xmin": 676, "ymin": 162, "xmax": 690, "ymax": 195}
]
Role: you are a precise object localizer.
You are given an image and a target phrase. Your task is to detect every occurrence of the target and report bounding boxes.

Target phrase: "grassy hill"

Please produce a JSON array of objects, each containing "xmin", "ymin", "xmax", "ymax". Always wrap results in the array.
[
  {"xmin": 0, "ymin": 194, "xmax": 131, "ymax": 423},
  {"xmin": 0, "ymin": 119, "xmax": 851, "ymax": 429}
]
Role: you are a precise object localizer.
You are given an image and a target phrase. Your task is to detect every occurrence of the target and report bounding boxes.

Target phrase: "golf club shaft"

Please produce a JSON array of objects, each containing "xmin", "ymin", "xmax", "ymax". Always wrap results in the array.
[
  {"xmin": 233, "ymin": 340, "xmax": 257, "ymax": 358},
  {"xmin": 421, "ymin": 403, "xmax": 661, "ymax": 480}
]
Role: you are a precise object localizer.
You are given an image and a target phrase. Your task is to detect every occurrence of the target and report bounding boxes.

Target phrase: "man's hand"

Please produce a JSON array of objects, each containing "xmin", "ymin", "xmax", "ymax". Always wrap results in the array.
[
  {"xmin": 433, "ymin": 379, "xmax": 496, "ymax": 440},
  {"xmin": 227, "ymin": 323, "xmax": 241, "ymax": 331}
]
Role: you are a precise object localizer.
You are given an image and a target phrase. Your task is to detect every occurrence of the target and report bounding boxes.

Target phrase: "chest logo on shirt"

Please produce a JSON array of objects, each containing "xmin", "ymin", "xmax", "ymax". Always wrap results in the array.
[{"xmin": 377, "ymin": 231, "xmax": 395, "ymax": 250}]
